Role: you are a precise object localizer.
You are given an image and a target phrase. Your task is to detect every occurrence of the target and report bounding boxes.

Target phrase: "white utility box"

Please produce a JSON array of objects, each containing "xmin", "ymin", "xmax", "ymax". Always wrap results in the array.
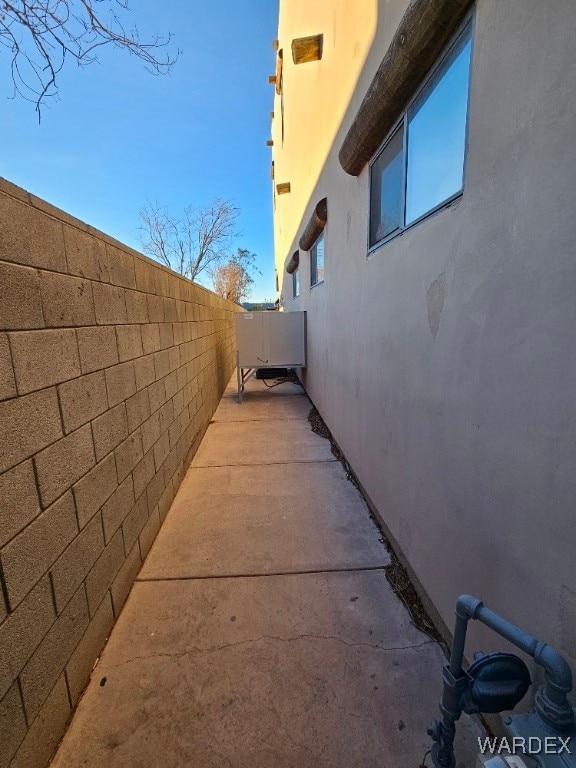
[{"xmin": 235, "ymin": 311, "xmax": 306, "ymax": 368}]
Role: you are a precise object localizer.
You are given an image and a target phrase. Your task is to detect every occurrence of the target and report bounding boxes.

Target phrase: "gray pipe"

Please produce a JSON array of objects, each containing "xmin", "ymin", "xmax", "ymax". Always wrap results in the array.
[{"xmin": 455, "ymin": 594, "xmax": 574, "ymax": 730}]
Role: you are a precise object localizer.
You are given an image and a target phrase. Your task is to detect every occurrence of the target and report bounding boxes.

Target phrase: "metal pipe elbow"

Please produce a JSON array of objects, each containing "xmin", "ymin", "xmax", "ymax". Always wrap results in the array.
[
  {"xmin": 533, "ymin": 642, "xmax": 574, "ymax": 730},
  {"xmin": 534, "ymin": 643, "xmax": 573, "ymax": 693},
  {"xmin": 455, "ymin": 594, "xmax": 483, "ymax": 620}
]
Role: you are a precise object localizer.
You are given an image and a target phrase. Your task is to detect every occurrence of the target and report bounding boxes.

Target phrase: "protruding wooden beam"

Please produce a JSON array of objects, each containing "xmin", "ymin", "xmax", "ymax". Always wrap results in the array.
[
  {"xmin": 292, "ymin": 34, "xmax": 323, "ymax": 64},
  {"xmin": 286, "ymin": 251, "xmax": 300, "ymax": 274},
  {"xmin": 268, "ymin": 75, "xmax": 277, "ymax": 85},
  {"xmin": 276, "ymin": 182, "xmax": 291, "ymax": 195},
  {"xmin": 272, "ymin": 39, "xmax": 279, "ymax": 51},
  {"xmin": 275, "ymin": 50, "xmax": 283, "ymax": 95},
  {"xmin": 266, "ymin": 140, "xmax": 274, "ymax": 147},
  {"xmin": 339, "ymin": 0, "xmax": 474, "ymax": 176},
  {"xmin": 299, "ymin": 198, "xmax": 328, "ymax": 251}
]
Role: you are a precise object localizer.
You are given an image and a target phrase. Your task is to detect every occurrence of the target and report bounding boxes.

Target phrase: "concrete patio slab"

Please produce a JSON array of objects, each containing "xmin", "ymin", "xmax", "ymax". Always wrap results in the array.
[
  {"xmin": 139, "ymin": 462, "xmax": 390, "ymax": 580},
  {"xmin": 50, "ymin": 572, "xmax": 482, "ymax": 768},
  {"xmin": 50, "ymin": 372, "xmax": 486, "ymax": 768},
  {"xmin": 192, "ymin": 419, "xmax": 333, "ymax": 467},
  {"xmin": 213, "ymin": 391, "xmax": 311, "ymax": 422}
]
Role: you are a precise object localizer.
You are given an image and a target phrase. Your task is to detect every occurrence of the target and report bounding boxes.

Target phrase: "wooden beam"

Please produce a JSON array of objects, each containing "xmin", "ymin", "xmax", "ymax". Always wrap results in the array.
[
  {"xmin": 339, "ymin": 0, "xmax": 474, "ymax": 176},
  {"xmin": 299, "ymin": 198, "xmax": 328, "ymax": 251},
  {"xmin": 275, "ymin": 50, "xmax": 283, "ymax": 95},
  {"xmin": 276, "ymin": 182, "xmax": 291, "ymax": 195},
  {"xmin": 286, "ymin": 251, "xmax": 300, "ymax": 274},
  {"xmin": 292, "ymin": 34, "xmax": 323, "ymax": 64}
]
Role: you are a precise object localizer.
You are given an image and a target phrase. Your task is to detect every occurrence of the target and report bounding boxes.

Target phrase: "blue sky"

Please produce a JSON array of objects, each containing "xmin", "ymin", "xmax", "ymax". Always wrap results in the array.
[{"xmin": 0, "ymin": 1, "xmax": 279, "ymax": 301}]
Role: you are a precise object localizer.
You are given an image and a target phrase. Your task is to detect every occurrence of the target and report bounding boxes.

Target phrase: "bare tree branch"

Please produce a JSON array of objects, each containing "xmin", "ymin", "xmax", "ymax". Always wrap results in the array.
[
  {"xmin": 138, "ymin": 199, "xmax": 246, "ymax": 283},
  {"xmin": 0, "ymin": 0, "xmax": 178, "ymax": 117}
]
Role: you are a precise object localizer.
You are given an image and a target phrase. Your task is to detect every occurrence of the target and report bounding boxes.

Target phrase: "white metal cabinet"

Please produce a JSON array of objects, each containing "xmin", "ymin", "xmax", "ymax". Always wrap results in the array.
[{"xmin": 235, "ymin": 311, "xmax": 306, "ymax": 367}]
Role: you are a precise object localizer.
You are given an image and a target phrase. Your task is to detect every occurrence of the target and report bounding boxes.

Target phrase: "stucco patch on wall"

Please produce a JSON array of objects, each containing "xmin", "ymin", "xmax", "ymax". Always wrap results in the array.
[{"xmin": 426, "ymin": 273, "xmax": 446, "ymax": 342}]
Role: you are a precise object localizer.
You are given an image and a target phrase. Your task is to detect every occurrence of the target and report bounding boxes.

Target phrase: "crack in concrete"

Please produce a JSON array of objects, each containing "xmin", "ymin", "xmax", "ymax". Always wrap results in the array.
[{"xmin": 108, "ymin": 635, "xmax": 437, "ymax": 669}]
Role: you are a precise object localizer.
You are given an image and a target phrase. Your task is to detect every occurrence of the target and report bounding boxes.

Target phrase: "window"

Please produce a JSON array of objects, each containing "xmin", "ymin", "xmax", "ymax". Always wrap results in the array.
[
  {"xmin": 293, "ymin": 268, "xmax": 300, "ymax": 297},
  {"xmin": 369, "ymin": 21, "xmax": 473, "ymax": 249},
  {"xmin": 310, "ymin": 233, "xmax": 324, "ymax": 286}
]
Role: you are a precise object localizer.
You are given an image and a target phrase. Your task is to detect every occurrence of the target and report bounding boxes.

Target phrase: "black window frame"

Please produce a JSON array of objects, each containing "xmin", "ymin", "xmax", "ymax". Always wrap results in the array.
[{"xmin": 368, "ymin": 15, "xmax": 474, "ymax": 253}]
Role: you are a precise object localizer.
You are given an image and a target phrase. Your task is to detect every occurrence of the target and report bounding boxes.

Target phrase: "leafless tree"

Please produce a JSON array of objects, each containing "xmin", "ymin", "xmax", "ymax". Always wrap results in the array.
[
  {"xmin": 0, "ymin": 1, "xmax": 178, "ymax": 116},
  {"xmin": 212, "ymin": 251, "xmax": 257, "ymax": 304},
  {"xmin": 138, "ymin": 199, "xmax": 242, "ymax": 283}
]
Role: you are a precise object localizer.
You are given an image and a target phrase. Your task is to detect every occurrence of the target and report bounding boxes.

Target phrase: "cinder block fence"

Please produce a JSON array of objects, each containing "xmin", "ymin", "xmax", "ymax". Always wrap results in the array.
[{"xmin": 0, "ymin": 177, "xmax": 241, "ymax": 768}]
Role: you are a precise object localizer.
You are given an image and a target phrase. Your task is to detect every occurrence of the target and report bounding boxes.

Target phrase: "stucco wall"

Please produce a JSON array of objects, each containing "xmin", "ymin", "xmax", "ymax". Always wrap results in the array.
[
  {"xmin": 0, "ymin": 177, "xmax": 241, "ymax": 768},
  {"xmin": 273, "ymin": 0, "xmax": 576, "ymax": 689},
  {"xmin": 272, "ymin": 0, "xmax": 383, "ymax": 266}
]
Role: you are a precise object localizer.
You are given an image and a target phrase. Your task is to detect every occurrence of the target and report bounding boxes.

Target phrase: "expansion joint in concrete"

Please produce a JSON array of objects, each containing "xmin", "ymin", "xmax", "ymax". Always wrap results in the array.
[
  {"xmin": 136, "ymin": 564, "xmax": 389, "ymax": 582},
  {"xmin": 191, "ymin": 458, "xmax": 338, "ymax": 469},
  {"xmin": 209, "ymin": 417, "xmax": 309, "ymax": 424}
]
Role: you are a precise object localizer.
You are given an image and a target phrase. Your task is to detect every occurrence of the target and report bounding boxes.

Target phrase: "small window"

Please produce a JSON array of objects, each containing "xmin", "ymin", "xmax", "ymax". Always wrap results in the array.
[
  {"xmin": 369, "ymin": 21, "xmax": 473, "ymax": 249},
  {"xmin": 293, "ymin": 268, "xmax": 300, "ymax": 297},
  {"xmin": 310, "ymin": 233, "xmax": 324, "ymax": 287}
]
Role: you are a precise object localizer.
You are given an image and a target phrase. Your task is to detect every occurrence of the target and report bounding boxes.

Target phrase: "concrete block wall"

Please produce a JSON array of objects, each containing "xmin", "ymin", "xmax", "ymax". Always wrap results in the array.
[{"xmin": 0, "ymin": 177, "xmax": 242, "ymax": 768}]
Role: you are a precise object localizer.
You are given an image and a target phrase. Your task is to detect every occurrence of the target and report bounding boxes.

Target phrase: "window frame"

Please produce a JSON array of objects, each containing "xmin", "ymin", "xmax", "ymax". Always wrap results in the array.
[
  {"xmin": 367, "ymin": 14, "xmax": 474, "ymax": 254},
  {"xmin": 310, "ymin": 232, "xmax": 325, "ymax": 288}
]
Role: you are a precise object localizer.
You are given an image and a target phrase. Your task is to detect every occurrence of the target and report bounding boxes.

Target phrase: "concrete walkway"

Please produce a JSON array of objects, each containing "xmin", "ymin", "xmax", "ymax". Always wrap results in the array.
[{"xmin": 51, "ymin": 375, "xmax": 483, "ymax": 768}]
